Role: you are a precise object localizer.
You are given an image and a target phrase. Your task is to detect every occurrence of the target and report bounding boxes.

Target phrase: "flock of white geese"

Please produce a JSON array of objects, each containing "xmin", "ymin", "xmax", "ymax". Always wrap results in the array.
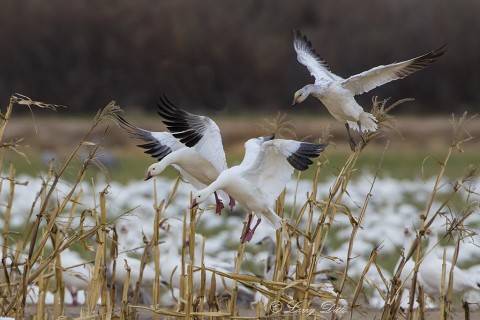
[
  {"xmin": 53, "ymin": 30, "xmax": 478, "ymax": 309},
  {"xmin": 118, "ymin": 29, "xmax": 445, "ymax": 243}
]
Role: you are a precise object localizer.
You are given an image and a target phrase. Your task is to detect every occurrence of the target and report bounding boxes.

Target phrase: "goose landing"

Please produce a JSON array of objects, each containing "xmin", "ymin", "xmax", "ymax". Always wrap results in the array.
[
  {"xmin": 117, "ymin": 95, "xmax": 234, "ymax": 214},
  {"xmin": 191, "ymin": 136, "xmax": 326, "ymax": 242},
  {"xmin": 291, "ymin": 29, "xmax": 445, "ymax": 150}
]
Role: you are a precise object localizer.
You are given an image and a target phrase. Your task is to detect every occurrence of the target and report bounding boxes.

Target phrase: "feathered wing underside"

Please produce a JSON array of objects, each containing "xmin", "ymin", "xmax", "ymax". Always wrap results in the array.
[
  {"xmin": 342, "ymin": 45, "xmax": 446, "ymax": 95},
  {"xmin": 157, "ymin": 96, "xmax": 228, "ymax": 173},
  {"xmin": 244, "ymin": 139, "xmax": 326, "ymax": 202},
  {"xmin": 240, "ymin": 135, "xmax": 275, "ymax": 168},
  {"xmin": 292, "ymin": 29, "xmax": 343, "ymax": 83},
  {"xmin": 116, "ymin": 115, "xmax": 183, "ymax": 161},
  {"xmin": 241, "ymin": 140, "xmax": 290, "ymax": 206}
]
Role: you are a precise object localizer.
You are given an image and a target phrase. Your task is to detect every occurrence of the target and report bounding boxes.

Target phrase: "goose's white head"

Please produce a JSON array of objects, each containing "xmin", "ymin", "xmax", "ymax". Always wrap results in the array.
[
  {"xmin": 255, "ymin": 235, "xmax": 274, "ymax": 247},
  {"xmin": 144, "ymin": 162, "xmax": 165, "ymax": 181},
  {"xmin": 292, "ymin": 87, "xmax": 310, "ymax": 106},
  {"xmin": 190, "ymin": 189, "xmax": 211, "ymax": 209}
]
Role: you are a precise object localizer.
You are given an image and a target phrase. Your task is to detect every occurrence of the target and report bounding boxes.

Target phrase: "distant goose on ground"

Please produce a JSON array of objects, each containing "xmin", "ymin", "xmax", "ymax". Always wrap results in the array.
[
  {"xmin": 41, "ymin": 150, "xmax": 57, "ymax": 167},
  {"xmin": 256, "ymin": 236, "xmax": 331, "ymax": 282},
  {"xmin": 117, "ymin": 95, "xmax": 234, "ymax": 214},
  {"xmin": 254, "ymin": 236, "xmax": 342, "ymax": 308},
  {"xmin": 255, "ymin": 236, "xmax": 277, "ymax": 281},
  {"xmin": 291, "ymin": 29, "xmax": 446, "ymax": 150},
  {"xmin": 59, "ymin": 249, "xmax": 90, "ymax": 306},
  {"xmin": 105, "ymin": 227, "xmax": 155, "ymax": 305},
  {"xmin": 419, "ymin": 229, "xmax": 480, "ymax": 296},
  {"xmin": 392, "ymin": 226, "xmax": 434, "ymax": 308},
  {"xmin": 191, "ymin": 136, "xmax": 326, "ymax": 242},
  {"xmin": 113, "ymin": 224, "xmax": 157, "ymax": 289}
]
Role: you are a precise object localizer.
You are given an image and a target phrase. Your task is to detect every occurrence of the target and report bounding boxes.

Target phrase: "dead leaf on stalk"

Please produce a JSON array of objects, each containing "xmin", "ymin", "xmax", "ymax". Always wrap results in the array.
[{"xmin": 12, "ymin": 93, "xmax": 67, "ymax": 110}]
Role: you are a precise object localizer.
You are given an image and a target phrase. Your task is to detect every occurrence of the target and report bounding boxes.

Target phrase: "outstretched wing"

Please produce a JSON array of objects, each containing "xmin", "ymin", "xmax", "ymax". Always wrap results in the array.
[
  {"xmin": 245, "ymin": 139, "xmax": 326, "ymax": 201},
  {"xmin": 292, "ymin": 29, "xmax": 343, "ymax": 83},
  {"xmin": 157, "ymin": 95, "xmax": 227, "ymax": 173},
  {"xmin": 342, "ymin": 45, "xmax": 446, "ymax": 95},
  {"xmin": 240, "ymin": 135, "xmax": 275, "ymax": 168},
  {"xmin": 116, "ymin": 115, "xmax": 183, "ymax": 161}
]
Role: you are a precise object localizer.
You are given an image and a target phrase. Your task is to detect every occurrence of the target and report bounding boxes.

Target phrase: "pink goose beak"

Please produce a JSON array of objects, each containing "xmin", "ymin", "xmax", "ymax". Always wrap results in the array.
[
  {"xmin": 190, "ymin": 199, "xmax": 199, "ymax": 209},
  {"xmin": 144, "ymin": 171, "xmax": 153, "ymax": 181}
]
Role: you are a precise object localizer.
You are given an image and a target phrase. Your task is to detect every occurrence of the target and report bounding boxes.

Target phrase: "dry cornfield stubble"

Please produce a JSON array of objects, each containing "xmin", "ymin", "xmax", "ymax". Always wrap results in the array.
[{"xmin": 0, "ymin": 94, "xmax": 480, "ymax": 320}]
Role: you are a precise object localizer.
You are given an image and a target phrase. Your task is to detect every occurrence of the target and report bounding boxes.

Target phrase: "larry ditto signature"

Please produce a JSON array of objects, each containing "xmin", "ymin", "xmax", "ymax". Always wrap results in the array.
[{"xmin": 270, "ymin": 300, "xmax": 347, "ymax": 317}]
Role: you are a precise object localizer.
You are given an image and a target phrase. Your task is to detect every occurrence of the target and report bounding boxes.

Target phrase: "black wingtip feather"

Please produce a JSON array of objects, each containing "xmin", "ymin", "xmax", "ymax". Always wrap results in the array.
[
  {"xmin": 287, "ymin": 143, "xmax": 327, "ymax": 171},
  {"xmin": 138, "ymin": 143, "xmax": 171, "ymax": 160},
  {"xmin": 157, "ymin": 97, "xmax": 187, "ymax": 123},
  {"xmin": 297, "ymin": 143, "xmax": 327, "ymax": 157},
  {"xmin": 156, "ymin": 95, "xmax": 205, "ymax": 148},
  {"xmin": 158, "ymin": 95, "xmax": 188, "ymax": 117},
  {"xmin": 287, "ymin": 153, "xmax": 313, "ymax": 171},
  {"xmin": 116, "ymin": 114, "xmax": 155, "ymax": 142},
  {"xmin": 292, "ymin": 29, "xmax": 333, "ymax": 73},
  {"xmin": 162, "ymin": 94, "xmax": 179, "ymax": 110},
  {"xmin": 172, "ymin": 131, "xmax": 202, "ymax": 146},
  {"xmin": 116, "ymin": 114, "xmax": 136, "ymax": 132},
  {"xmin": 395, "ymin": 45, "xmax": 447, "ymax": 78},
  {"xmin": 116, "ymin": 114, "xmax": 173, "ymax": 161},
  {"xmin": 162, "ymin": 123, "xmax": 191, "ymax": 132}
]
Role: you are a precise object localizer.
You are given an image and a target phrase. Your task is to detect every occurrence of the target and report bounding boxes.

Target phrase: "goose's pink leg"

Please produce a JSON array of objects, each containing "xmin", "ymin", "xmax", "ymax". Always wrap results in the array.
[
  {"xmin": 240, "ymin": 214, "xmax": 262, "ymax": 243},
  {"xmin": 229, "ymin": 196, "xmax": 236, "ymax": 210},
  {"xmin": 213, "ymin": 191, "xmax": 225, "ymax": 215},
  {"xmin": 240, "ymin": 213, "xmax": 253, "ymax": 242},
  {"xmin": 71, "ymin": 291, "xmax": 79, "ymax": 306}
]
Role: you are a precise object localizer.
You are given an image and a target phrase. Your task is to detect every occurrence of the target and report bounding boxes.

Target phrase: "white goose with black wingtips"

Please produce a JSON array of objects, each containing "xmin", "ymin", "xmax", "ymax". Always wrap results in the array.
[
  {"xmin": 117, "ymin": 95, "xmax": 234, "ymax": 214},
  {"xmin": 191, "ymin": 135, "xmax": 326, "ymax": 242},
  {"xmin": 291, "ymin": 29, "xmax": 445, "ymax": 149}
]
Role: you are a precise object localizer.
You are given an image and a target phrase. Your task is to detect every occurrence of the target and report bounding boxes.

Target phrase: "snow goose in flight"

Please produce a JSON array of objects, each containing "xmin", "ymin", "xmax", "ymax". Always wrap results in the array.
[
  {"xmin": 419, "ymin": 228, "xmax": 480, "ymax": 297},
  {"xmin": 291, "ymin": 29, "xmax": 445, "ymax": 150},
  {"xmin": 191, "ymin": 136, "xmax": 326, "ymax": 242},
  {"xmin": 117, "ymin": 96, "xmax": 233, "ymax": 214}
]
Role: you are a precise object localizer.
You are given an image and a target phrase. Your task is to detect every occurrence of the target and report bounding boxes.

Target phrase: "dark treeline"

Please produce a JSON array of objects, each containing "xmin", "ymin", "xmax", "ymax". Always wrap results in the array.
[{"xmin": 0, "ymin": 0, "xmax": 478, "ymax": 115}]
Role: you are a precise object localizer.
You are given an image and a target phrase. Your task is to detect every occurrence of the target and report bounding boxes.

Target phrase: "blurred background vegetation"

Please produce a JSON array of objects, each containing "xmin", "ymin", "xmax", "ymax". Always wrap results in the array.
[
  {"xmin": 1, "ymin": 0, "xmax": 479, "ymax": 183},
  {"xmin": 0, "ymin": 0, "xmax": 478, "ymax": 115}
]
